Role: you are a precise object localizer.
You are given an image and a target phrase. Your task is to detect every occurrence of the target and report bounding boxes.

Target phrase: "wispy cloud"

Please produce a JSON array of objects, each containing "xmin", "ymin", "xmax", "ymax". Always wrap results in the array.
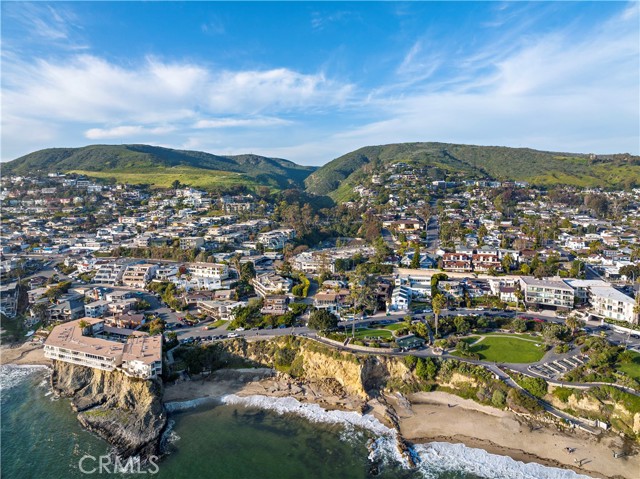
[
  {"xmin": 194, "ymin": 117, "xmax": 292, "ymax": 129},
  {"xmin": 2, "ymin": 2, "xmax": 87, "ymax": 49},
  {"xmin": 85, "ymin": 125, "xmax": 175, "ymax": 140}
]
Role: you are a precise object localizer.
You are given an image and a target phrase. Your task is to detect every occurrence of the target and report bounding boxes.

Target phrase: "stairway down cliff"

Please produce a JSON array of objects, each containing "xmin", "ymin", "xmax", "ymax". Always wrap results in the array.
[{"xmin": 51, "ymin": 360, "xmax": 166, "ymax": 458}]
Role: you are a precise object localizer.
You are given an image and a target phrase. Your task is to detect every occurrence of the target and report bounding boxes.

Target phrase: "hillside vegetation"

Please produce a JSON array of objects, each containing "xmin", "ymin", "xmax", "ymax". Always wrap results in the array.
[
  {"xmin": 4, "ymin": 144, "xmax": 316, "ymax": 190},
  {"xmin": 304, "ymin": 142, "xmax": 640, "ymax": 197}
]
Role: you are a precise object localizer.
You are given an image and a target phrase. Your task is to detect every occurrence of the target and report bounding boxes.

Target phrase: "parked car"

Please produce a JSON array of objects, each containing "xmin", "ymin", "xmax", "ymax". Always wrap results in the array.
[{"xmin": 227, "ymin": 333, "xmax": 239, "ymax": 338}]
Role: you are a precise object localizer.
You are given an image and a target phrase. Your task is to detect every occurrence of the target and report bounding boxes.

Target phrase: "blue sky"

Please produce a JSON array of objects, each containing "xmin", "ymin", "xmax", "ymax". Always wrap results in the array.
[{"xmin": 1, "ymin": 1, "xmax": 638, "ymax": 165}]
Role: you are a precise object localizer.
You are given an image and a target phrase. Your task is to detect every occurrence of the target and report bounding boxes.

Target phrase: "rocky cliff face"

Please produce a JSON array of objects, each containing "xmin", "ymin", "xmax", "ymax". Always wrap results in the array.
[
  {"xmin": 223, "ymin": 338, "xmax": 416, "ymax": 399},
  {"xmin": 51, "ymin": 360, "xmax": 166, "ymax": 458}
]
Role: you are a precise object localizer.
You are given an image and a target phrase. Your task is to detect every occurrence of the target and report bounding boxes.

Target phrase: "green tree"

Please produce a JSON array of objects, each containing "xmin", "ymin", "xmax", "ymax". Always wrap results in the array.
[
  {"xmin": 491, "ymin": 389, "xmax": 506, "ymax": 408},
  {"xmin": 431, "ymin": 293, "xmax": 447, "ymax": 339},
  {"xmin": 308, "ymin": 309, "xmax": 338, "ymax": 331},
  {"xmin": 410, "ymin": 243, "xmax": 421, "ymax": 269}
]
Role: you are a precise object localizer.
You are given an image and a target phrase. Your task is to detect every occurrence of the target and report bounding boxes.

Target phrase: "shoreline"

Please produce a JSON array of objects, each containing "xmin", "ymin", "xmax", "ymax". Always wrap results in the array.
[
  {"xmin": 164, "ymin": 372, "xmax": 639, "ymax": 479},
  {"xmin": 0, "ymin": 342, "xmax": 50, "ymax": 367}
]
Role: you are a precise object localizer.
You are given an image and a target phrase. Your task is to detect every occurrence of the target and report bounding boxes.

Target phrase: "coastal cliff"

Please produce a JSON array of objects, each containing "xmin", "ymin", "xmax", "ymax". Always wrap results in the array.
[{"xmin": 51, "ymin": 360, "xmax": 166, "ymax": 458}]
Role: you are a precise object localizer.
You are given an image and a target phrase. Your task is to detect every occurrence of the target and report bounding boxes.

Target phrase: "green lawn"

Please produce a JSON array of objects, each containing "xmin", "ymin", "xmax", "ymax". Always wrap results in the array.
[
  {"xmin": 352, "ymin": 329, "xmax": 393, "ymax": 340},
  {"xmin": 616, "ymin": 351, "xmax": 640, "ymax": 381},
  {"xmin": 484, "ymin": 332, "xmax": 542, "ymax": 342},
  {"xmin": 383, "ymin": 323, "xmax": 407, "ymax": 332},
  {"xmin": 456, "ymin": 335, "xmax": 546, "ymax": 363}
]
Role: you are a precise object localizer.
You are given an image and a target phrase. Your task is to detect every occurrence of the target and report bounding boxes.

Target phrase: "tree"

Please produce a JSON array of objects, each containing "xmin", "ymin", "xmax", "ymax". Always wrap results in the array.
[
  {"xmin": 454, "ymin": 316, "xmax": 470, "ymax": 334},
  {"xmin": 565, "ymin": 315, "xmax": 581, "ymax": 335},
  {"xmin": 431, "ymin": 293, "xmax": 447, "ymax": 339},
  {"xmin": 501, "ymin": 253, "xmax": 514, "ymax": 272},
  {"xmin": 492, "ymin": 389, "xmax": 506, "ymax": 408},
  {"xmin": 240, "ymin": 261, "xmax": 256, "ymax": 282},
  {"xmin": 31, "ymin": 302, "xmax": 49, "ymax": 323},
  {"xmin": 410, "ymin": 243, "xmax": 421, "ymax": 269},
  {"xmin": 308, "ymin": 309, "xmax": 338, "ymax": 331}
]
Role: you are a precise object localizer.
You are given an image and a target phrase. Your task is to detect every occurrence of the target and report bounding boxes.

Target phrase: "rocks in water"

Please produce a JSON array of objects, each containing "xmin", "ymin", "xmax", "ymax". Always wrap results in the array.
[{"xmin": 50, "ymin": 360, "xmax": 166, "ymax": 459}]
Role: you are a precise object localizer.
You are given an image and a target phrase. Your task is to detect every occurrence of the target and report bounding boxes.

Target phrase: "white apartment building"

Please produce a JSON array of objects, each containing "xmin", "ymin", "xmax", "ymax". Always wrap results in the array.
[
  {"xmin": 519, "ymin": 277, "xmax": 575, "ymax": 309},
  {"xmin": 589, "ymin": 287, "xmax": 638, "ymax": 324},
  {"xmin": 187, "ymin": 262, "xmax": 229, "ymax": 280},
  {"xmin": 122, "ymin": 263, "xmax": 158, "ymax": 289},
  {"xmin": 252, "ymin": 272, "xmax": 293, "ymax": 298},
  {"xmin": 84, "ymin": 300, "xmax": 110, "ymax": 318},
  {"xmin": 93, "ymin": 263, "xmax": 128, "ymax": 285},
  {"xmin": 180, "ymin": 237, "xmax": 204, "ymax": 250},
  {"xmin": 44, "ymin": 318, "xmax": 162, "ymax": 379},
  {"xmin": 390, "ymin": 286, "xmax": 412, "ymax": 311}
]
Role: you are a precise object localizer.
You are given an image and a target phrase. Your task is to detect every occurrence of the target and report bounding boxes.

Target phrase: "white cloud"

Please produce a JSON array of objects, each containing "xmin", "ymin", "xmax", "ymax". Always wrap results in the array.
[
  {"xmin": 84, "ymin": 125, "xmax": 175, "ymax": 140},
  {"xmin": 194, "ymin": 117, "xmax": 292, "ymax": 129}
]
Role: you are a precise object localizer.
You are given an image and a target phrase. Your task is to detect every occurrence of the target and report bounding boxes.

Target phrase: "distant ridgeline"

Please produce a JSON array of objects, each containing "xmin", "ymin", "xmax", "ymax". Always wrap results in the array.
[
  {"xmin": 4, "ymin": 142, "xmax": 639, "ymax": 195},
  {"xmin": 303, "ymin": 142, "xmax": 640, "ymax": 200},
  {"xmin": 3, "ymin": 144, "xmax": 317, "ymax": 191}
]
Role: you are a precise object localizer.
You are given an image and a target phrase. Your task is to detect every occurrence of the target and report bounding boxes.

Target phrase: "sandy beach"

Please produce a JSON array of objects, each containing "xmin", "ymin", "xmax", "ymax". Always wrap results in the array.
[
  {"xmin": 0, "ymin": 341, "xmax": 50, "ymax": 366},
  {"xmin": 164, "ymin": 372, "xmax": 640, "ymax": 479}
]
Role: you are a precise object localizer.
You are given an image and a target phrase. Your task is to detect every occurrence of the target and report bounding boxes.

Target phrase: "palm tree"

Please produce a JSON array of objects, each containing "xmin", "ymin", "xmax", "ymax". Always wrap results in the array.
[
  {"xmin": 565, "ymin": 315, "xmax": 580, "ymax": 335},
  {"xmin": 432, "ymin": 293, "xmax": 447, "ymax": 340}
]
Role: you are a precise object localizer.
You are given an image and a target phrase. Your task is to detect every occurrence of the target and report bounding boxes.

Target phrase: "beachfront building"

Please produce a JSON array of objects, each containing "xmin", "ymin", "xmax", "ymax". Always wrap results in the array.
[
  {"xmin": 589, "ymin": 286, "xmax": 639, "ymax": 325},
  {"xmin": 519, "ymin": 277, "xmax": 575, "ymax": 309},
  {"xmin": 44, "ymin": 317, "xmax": 162, "ymax": 379}
]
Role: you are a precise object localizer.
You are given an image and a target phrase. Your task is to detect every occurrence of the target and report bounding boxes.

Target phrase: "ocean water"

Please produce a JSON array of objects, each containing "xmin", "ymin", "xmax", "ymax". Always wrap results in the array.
[{"xmin": 0, "ymin": 366, "xmax": 591, "ymax": 479}]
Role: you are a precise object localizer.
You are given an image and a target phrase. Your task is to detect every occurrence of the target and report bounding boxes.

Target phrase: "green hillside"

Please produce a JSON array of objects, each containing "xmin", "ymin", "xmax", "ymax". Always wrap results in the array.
[
  {"xmin": 304, "ymin": 142, "xmax": 640, "ymax": 197},
  {"xmin": 4, "ymin": 144, "xmax": 316, "ymax": 190}
]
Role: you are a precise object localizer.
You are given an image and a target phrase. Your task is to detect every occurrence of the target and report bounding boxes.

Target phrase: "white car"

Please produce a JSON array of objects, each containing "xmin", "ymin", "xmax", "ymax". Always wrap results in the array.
[
  {"xmin": 227, "ymin": 332, "xmax": 239, "ymax": 338},
  {"xmin": 235, "ymin": 327, "xmax": 245, "ymax": 331}
]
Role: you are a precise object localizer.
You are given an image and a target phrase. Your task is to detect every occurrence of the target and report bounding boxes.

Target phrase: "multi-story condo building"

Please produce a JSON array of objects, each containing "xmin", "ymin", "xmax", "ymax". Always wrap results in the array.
[
  {"xmin": 252, "ymin": 272, "xmax": 293, "ymax": 298},
  {"xmin": 589, "ymin": 286, "xmax": 638, "ymax": 324},
  {"xmin": 121, "ymin": 263, "xmax": 158, "ymax": 289},
  {"xmin": 93, "ymin": 262, "xmax": 128, "ymax": 285},
  {"xmin": 390, "ymin": 286, "xmax": 412, "ymax": 311},
  {"xmin": 180, "ymin": 237, "xmax": 204, "ymax": 250},
  {"xmin": 44, "ymin": 318, "xmax": 162, "ymax": 379},
  {"xmin": 519, "ymin": 277, "xmax": 575, "ymax": 309},
  {"xmin": 442, "ymin": 252, "xmax": 473, "ymax": 272},
  {"xmin": 187, "ymin": 262, "xmax": 229, "ymax": 280},
  {"xmin": 84, "ymin": 300, "xmax": 109, "ymax": 318},
  {"xmin": 471, "ymin": 253, "xmax": 503, "ymax": 273}
]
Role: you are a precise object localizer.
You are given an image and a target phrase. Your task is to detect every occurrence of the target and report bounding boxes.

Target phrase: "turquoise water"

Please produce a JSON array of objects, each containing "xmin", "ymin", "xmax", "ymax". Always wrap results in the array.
[{"xmin": 1, "ymin": 366, "xmax": 589, "ymax": 479}]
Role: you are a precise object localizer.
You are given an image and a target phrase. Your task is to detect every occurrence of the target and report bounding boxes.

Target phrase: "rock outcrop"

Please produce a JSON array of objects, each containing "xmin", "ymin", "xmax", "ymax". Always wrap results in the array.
[{"xmin": 51, "ymin": 360, "xmax": 166, "ymax": 458}]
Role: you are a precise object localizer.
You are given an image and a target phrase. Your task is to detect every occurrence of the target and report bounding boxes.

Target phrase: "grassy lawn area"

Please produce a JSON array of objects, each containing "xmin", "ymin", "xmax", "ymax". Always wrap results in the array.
[
  {"xmin": 207, "ymin": 319, "xmax": 228, "ymax": 329},
  {"xmin": 616, "ymin": 351, "xmax": 640, "ymax": 381},
  {"xmin": 383, "ymin": 323, "xmax": 406, "ymax": 332},
  {"xmin": 352, "ymin": 329, "xmax": 393, "ymax": 340},
  {"xmin": 483, "ymin": 332, "xmax": 542, "ymax": 342},
  {"xmin": 457, "ymin": 336, "xmax": 546, "ymax": 363}
]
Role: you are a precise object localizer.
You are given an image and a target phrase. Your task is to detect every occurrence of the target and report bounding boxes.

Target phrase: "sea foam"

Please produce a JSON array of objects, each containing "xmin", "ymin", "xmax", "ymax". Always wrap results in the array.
[
  {"xmin": 220, "ymin": 394, "xmax": 410, "ymax": 467},
  {"xmin": 414, "ymin": 442, "xmax": 593, "ymax": 479},
  {"xmin": 220, "ymin": 394, "xmax": 594, "ymax": 479},
  {"xmin": 0, "ymin": 364, "xmax": 49, "ymax": 391}
]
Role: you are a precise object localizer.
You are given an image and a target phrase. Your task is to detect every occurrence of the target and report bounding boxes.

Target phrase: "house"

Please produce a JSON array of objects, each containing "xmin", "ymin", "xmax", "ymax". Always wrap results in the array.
[
  {"xmin": 499, "ymin": 286, "xmax": 518, "ymax": 303},
  {"xmin": 252, "ymin": 273, "xmax": 293, "ymax": 298},
  {"xmin": 44, "ymin": 318, "xmax": 162, "ymax": 379},
  {"xmin": 197, "ymin": 299, "xmax": 245, "ymax": 321},
  {"xmin": 93, "ymin": 262, "xmax": 128, "ymax": 285},
  {"xmin": 48, "ymin": 297, "xmax": 85, "ymax": 322},
  {"xmin": 0, "ymin": 282, "xmax": 19, "ymax": 318},
  {"xmin": 260, "ymin": 295, "xmax": 290, "ymax": 315},
  {"xmin": 390, "ymin": 286, "xmax": 411, "ymax": 311},
  {"xmin": 395, "ymin": 334, "xmax": 426, "ymax": 350}
]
